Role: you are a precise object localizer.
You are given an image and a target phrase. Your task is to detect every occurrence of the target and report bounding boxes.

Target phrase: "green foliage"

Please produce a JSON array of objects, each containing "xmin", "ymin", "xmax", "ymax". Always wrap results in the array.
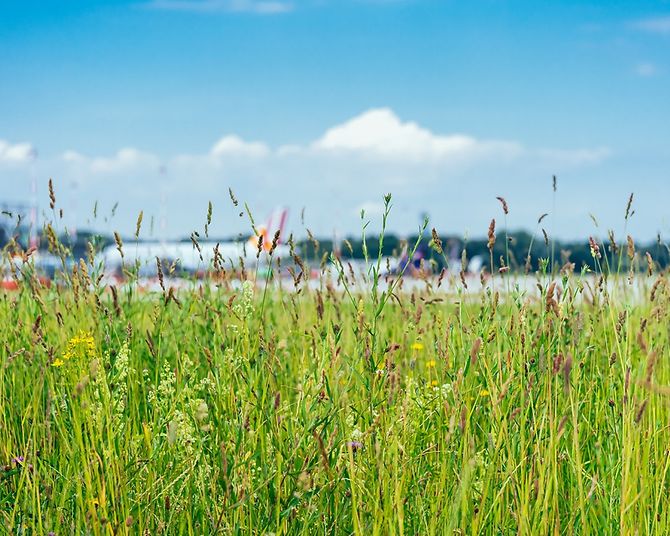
[{"xmin": 1, "ymin": 197, "xmax": 670, "ymax": 534}]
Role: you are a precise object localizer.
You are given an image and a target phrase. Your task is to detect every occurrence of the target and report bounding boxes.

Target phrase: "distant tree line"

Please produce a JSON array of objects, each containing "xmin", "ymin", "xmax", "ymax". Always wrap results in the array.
[
  {"xmin": 297, "ymin": 230, "xmax": 670, "ymax": 274},
  {"xmin": 2, "ymin": 226, "xmax": 668, "ymax": 274}
]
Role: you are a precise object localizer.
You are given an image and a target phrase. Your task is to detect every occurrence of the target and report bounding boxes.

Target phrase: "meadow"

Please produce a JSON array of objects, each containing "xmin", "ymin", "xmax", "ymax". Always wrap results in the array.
[{"xmin": 1, "ymin": 195, "xmax": 669, "ymax": 535}]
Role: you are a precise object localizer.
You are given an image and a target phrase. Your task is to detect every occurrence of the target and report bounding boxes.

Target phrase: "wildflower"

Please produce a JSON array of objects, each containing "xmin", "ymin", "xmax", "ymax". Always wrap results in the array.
[
  {"xmin": 479, "ymin": 389, "xmax": 490, "ymax": 397},
  {"xmin": 233, "ymin": 280, "xmax": 255, "ymax": 318},
  {"xmin": 346, "ymin": 441, "xmax": 363, "ymax": 452},
  {"xmin": 431, "ymin": 380, "xmax": 438, "ymax": 387},
  {"xmin": 426, "ymin": 359, "xmax": 436, "ymax": 368},
  {"xmin": 411, "ymin": 342, "xmax": 424, "ymax": 352},
  {"xmin": 52, "ymin": 358, "xmax": 64, "ymax": 368},
  {"xmin": 61, "ymin": 331, "xmax": 97, "ymax": 364},
  {"xmin": 440, "ymin": 383, "xmax": 453, "ymax": 398}
]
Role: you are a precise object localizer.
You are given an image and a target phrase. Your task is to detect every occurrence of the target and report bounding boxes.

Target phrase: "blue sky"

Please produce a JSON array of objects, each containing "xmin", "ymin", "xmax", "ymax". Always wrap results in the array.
[{"xmin": 1, "ymin": 0, "xmax": 669, "ymax": 240}]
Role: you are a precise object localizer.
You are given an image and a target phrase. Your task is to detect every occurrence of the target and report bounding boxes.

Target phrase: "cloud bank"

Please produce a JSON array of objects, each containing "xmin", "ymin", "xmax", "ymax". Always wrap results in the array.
[
  {"xmin": 1, "ymin": 108, "xmax": 640, "ymax": 240},
  {"xmin": 158, "ymin": 108, "xmax": 602, "ymax": 167}
]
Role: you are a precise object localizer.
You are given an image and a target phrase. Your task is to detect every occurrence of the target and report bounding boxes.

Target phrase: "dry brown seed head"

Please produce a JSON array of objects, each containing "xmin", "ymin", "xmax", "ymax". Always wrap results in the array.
[
  {"xmin": 32, "ymin": 314, "xmax": 42, "ymax": 335},
  {"xmin": 635, "ymin": 399, "xmax": 648, "ymax": 424},
  {"xmin": 487, "ymin": 219, "xmax": 496, "ymax": 251},
  {"xmin": 459, "ymin": 406, "xmax": 467, "ymax": 433},
  {"xmin": 650, "ymin": 277, "xmax": 662, "ymax": 301},
  {"xmin": 627, "ymin": 235, "xmax": 635, "ymax": 260},
  {"xmin": 431, "ymin": 228, "xmax": 443, "ymax": 254},
  {"xmin": 437, "ymin": 267, "xmax": 446, "ymax": 288},
  {"xmin": 496, "ymin": 196, "xmax": 509, "ymax": 215},
  {"xmin": 114, "ymin": 232, "xmax": 124, "ymax": 258},
  {"xmin": 552, "ymin": 353, "xmax": 564, "ymax": 374},
  {"xmin": 156, "ymin": 257, "xmax": 165, "ymax": 292},
  {"xmin": 271, "ymin": 230, "xmax": 280, "ymax": 254},
  {"xmin": 645, "ymin": 350, "xmax": 658, "ymax": 383},
  {"xmin": 470, "ymin": 337, "xmax": 482, "ymax": 365},
  {"xmin": 48, "ymin": 178, "xmax": 56, "ymax": 210},
  {"xmin": 608, "ymin": 230, "xmax": 619, "ymax": 255}
]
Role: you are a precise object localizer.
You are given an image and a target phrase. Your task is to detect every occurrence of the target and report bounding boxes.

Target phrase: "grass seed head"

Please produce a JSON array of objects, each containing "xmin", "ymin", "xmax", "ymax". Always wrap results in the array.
[
  {"xmin": 496, "ymin": 196, "xmax": 509, "ymax": 215},
  {"xmin": 487, "ymin": 219, "xmax": 496, "ymax": 251},
  {"xmin": 48, "ymin": 178, "xmax": 56, "ymax": 210}
]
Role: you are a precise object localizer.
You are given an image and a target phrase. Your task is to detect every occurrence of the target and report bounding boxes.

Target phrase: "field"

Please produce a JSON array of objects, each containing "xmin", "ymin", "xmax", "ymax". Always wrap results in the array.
[{"xmin": 1, "ymin": 206, "xmax": 670, "ymax": 534}]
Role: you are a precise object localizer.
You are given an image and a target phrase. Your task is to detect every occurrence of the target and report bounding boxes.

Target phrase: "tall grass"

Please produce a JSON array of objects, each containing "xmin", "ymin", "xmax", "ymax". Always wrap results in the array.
[{"xmin": 0, "ymin": 193, "xmax": 668, "ymax": 534}]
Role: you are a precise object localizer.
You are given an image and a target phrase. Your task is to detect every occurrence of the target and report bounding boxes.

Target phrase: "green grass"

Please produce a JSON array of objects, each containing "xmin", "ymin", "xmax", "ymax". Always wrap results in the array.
[{"xmin": 1, "ymin": 204, "xmax": 669, "ymax": 534}]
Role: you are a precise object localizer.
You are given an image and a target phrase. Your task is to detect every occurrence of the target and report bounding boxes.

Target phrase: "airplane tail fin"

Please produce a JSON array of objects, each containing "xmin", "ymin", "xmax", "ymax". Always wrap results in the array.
[
  {"xmin": 248, "ymin": 207, "xmax": 289, "ymax": 252},
  {"xmin": 273, "ymin": 207, "xmax": 288, "ymax": 245},
  {"xmin": 264, "ymin": 207, "xmax": 288, "ymax": 243}
]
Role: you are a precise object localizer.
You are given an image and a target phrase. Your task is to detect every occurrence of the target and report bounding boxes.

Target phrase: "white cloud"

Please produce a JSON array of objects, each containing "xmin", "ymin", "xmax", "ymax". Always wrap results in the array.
[
  {"xmin": 311, "ymin": 108, "xmax": 524, "ymax": 163},
  {"xmin": 145, "ymin": 0, "xmax": 294, "ymax": 14},
  {"xmin": 21, "ymin": 108, "xmax": 616, "ymax": 239},
  {"xmin": 631, "ymin": 16, "xmax": 670, "ymax": 34},
  {"xmin": 211, "ymin": 135, "xmax": 270, "ymax": 158},
  {"xmin": 635, "ymin": 62, "xmax": 658, "ymax": 77},
  {"xmin": 0, "ymin": 140, "xmax": 37, "ymax": 164},
  {"xmin": 56, "ymin": 109, "xmax": 610, "ymax": 181},
  {"xmin": 62, "ymin": 147, "xmax": 159, "ymax": 174}
]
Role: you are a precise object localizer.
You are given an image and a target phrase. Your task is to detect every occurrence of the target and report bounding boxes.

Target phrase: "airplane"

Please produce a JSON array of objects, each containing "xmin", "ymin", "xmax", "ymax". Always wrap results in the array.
[{"xmin": 100, "ymin": 208, "xmax": 292, "ymax": 278}]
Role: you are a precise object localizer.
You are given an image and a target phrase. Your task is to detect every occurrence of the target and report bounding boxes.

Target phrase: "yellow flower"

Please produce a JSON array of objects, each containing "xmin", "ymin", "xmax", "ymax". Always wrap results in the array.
[
  {"xmin": 52, "ymin": 358, "xmax": 64, "ymax": 368},
  {"xmin": 426, "ymin": 359, "xmax": 436, "ymax": 368},
  {"xmin": 431, "ymin": 380, "xmax": 438, "ymax": 386},
  {"xmin": 479, "ymin": 389, "xmax": 490, "ymax": 397},
  {"xmin": 62, "ymin": 331, "xmax": 97, "ymax": 363},
  {"xmin": 411, "ymin": 342, "xmax": 424, "ymax": 352}
]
